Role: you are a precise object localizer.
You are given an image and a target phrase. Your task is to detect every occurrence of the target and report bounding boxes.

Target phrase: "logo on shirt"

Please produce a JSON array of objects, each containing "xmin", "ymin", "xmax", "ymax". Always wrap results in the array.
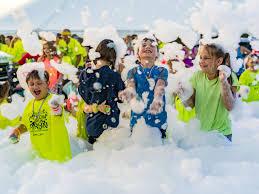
[{"xmin": 29, "ymin": 109, "xmax": 49, "ymax": 134}]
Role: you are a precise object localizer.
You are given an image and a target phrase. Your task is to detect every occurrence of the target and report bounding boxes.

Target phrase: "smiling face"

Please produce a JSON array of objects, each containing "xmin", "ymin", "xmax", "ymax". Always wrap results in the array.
[
  {"xmin": 138, "ymin": 39, "xmax": 158, "ymax": 63},
  {"xmin": 198, "ymin": 45, "xmax": 223, "ymax": 76}
]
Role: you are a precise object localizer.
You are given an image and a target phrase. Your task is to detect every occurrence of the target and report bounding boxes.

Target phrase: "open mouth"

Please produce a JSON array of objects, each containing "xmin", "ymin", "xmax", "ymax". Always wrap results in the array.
[{"xmin": 34, "ymin": 90, "xmax": 41, "ymax": 96}]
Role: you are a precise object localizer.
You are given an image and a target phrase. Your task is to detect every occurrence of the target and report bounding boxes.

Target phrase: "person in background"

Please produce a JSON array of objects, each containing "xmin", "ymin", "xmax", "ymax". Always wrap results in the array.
[{"xmin": 238, "ymin": 50, "xmax": 259, "ymax": 102}]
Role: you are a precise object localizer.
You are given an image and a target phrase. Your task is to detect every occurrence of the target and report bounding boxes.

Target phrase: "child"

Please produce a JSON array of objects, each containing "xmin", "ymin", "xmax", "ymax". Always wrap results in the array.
[
  {"xmin": 78, "ymin": 39, "xmax": 125, "ymax": 144},
  {"xmin": 38, "ymin": 41, "xmax": 63, "ymax": 94},
  {"xmin": 0, "ymin": 82, "xmax": 20, "ymax": 129},
  {"xmin": 119, "ymin": 35, "xmax": 168, "ymax": 138},
  {"xmin": 9, "ymin": 70, "xmax": 71, "ymax": 162},
  {"xmin": 239, "ymin": 50, "xmax": 259, "ymax": 102},
  {"xmin": 177, "ymin": 43, "xmax": 237, "ymax": 141}
]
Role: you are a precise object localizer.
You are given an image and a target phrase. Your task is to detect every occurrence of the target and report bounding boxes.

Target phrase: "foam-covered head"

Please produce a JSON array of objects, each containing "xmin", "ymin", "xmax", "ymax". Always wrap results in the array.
[
  {"xmin": 95, "ymin": 39, "xmax": 117, "ymax": 69},
  {"xmin": 135, "ymin": 33, "xmax": 159, "ymax": 64}
]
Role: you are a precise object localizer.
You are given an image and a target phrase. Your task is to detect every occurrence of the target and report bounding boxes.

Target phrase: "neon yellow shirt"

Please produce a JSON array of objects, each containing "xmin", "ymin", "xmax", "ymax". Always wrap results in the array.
[
  {"xmin": 58, "ymin": 38, "xmax": 86, "ymax": 67},
  {"xmin": 9, "ymin": 40, "xmax": 25, "ymax": 63},
  {"xmin": 175, "ymin": 96, "xmax": 196, "ymax": 123},
  {"xmin": 22, "ymin": 94, "xmax": 71, "ymax": 162},
  {"xmin": 191, "ymin": 71, "xmax": 232, "ymax": 135},
  {"xmin": 239, "ymin": 69, "xmax": 259, "ymax": 102}
]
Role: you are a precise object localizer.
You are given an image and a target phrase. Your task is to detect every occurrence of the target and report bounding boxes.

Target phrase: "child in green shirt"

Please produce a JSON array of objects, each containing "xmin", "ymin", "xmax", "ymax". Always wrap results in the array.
[
  {"xmin": 238, "ymin": 50, "xmax": 259, "ymax": 102},
  {"xmin": 175, "ymin": 43, "xmax": 237, "ymax": 141},
  {"xmin": 9, "ymin": 70, "xmax": 71, "ymax": 162}
]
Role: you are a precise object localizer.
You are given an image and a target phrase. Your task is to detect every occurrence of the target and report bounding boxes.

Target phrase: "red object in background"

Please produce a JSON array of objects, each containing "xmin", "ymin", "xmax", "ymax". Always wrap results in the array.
[
  {"xmin": 161, "ymin": 59, "xmax": 167, "ymax": 65},
  {"xmin": 18, "ymin": 53, "xmax": 40, "ymax": 65},
  {"xmin": 43, "ymin": 56, "xmax": 61, "ymax": 90}
]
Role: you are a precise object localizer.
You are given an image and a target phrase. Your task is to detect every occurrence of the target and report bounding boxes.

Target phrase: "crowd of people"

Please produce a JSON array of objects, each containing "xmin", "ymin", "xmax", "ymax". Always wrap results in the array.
[{"xmin": 0, "ymin": 28, "xmax": 258, "ymax": 162}]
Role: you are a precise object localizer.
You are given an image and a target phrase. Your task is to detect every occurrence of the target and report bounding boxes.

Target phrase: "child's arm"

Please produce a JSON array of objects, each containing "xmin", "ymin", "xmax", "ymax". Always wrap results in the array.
[
  {"xmin": 149, "ymin": 79, "xmax": 166, "ymax": 114},
  {"xmin": 9, "ymin": 124, "xmax": 27, "ymax": 144},
  {"xmin": 49, "ymin": 95, "xmax": 64, "ymax": 116},
  {"xmin": 118, "ymin": 79, "xmax": 136, "ymax": 102},
  {"xmin": 219, "ymin": 68, "xmax": 236, "ymax": 111}
]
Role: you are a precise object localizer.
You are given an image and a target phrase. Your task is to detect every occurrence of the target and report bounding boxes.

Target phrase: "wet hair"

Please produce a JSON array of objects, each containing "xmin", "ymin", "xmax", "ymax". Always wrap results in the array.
[
  {"xmin": 238, "ymin": 42, "xmax": 252, "ymax": 51},
  {"xmin": 43, "ymin": 41, "xmax": 57, "ymax": 56},
  {"xmin": 0, "ymin": 81, "xmax": 10, "ymax": 100},
  {"xmin": 200, "ymin": 44, "xmax": 234, "ymax": 84},
  {"xmin": 95, "ymin": 39, "xmax": 117, "ymax": 69},
  {"xmin": 200, "ymin": 43, "xmax": 231, "ymax": 66},
  {"xmin": 26, "ymin": 70, "xmax": 49, "ymax": 83}
]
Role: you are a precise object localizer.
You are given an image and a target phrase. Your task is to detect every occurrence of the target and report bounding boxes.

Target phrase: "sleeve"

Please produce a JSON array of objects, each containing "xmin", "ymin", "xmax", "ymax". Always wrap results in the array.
[
  {"xmin": 73, "ymin": 39, "xmax": 84, "ymax": 56},
  {"xmin": 127, "ymin": 67, "xmax": 137, "ymax": 80},
  {"xmin": 190, "ymin": 71, "xmax": 198, "ymax": 89},
  {"xmin": 78, "ymin": 70, "xmax": 91, "ymax": 104},
  {"xmin": 231, "ymin": 72, "xmax": 239, "ymax": 88},
  {"xmin": 116, "ymin": 73, "xmax": 125, "ymax": 92},
  {"xmin": 157, "ymin": 67, "xmax": 168, "ymax": 86}
]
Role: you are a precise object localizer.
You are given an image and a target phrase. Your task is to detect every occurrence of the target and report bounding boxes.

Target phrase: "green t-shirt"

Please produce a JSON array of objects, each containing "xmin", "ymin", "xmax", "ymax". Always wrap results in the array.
[
  {"xmin": 191, "ymin": 71, "xmax": 232, "ymax": 135},
  {"xmin": 22, "ymin": 94, "xmax": 71, "ymax": 162},
  {"xmin": 239, "ymin": 69, "xmax": 259, "ymax": 102}
]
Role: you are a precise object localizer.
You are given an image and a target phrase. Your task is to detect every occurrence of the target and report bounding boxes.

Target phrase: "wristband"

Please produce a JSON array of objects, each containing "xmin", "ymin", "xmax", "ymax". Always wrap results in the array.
[{"xmin": 92, "ymin": 103, "xmax": 98, "ymax": 113}]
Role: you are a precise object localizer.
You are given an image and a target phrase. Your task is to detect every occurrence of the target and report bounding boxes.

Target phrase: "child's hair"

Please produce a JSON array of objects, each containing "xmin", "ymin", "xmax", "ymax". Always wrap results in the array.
[
  {"xmin": 0, "ymin": 81, "xmax": 10, "ymax": 100},
  {"xmin": 43, "ymin": 41, "xmax": 57, "ymax": 56},
  {"xmin": 26, "ymin": 70, "xmax": 50, "ymax": 83},
  {"xmin": 200, "ymin": 44, "xmax": 231, "ymax": 66},
  {"xmin": 95, "ymin": 39, "xmax": 117, "ymax": 69}
]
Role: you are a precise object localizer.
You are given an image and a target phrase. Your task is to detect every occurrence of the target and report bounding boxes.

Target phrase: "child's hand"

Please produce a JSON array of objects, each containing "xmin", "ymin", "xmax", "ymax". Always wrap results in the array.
[
  {"xmin": 119, "ymin": 87, "xmax": 136, "ymax": 102},
  {"xmin": 84, "ymin": 104, "xmax": 93, "ymax": 113},
  {"xmin": 49, "ymin": 95, "xmax": 64, "ymax": 116},
  {"xmin": 218, "ymin": 65, "xmax": 231, "ymax": 82},
  {"xmin": 9, "ymin": 128, "xmax": 20, "ymax": 144},
  {"xmin": 98, "ymin": 101, "xmax": 111, "ymax": 115},
  {"xmin": 175, "ymin": 82, "xmax": 193, "ymax": 102},
  {"xmin": 149, "ymin": 98, "xmax": 163, "ymax": 115}
]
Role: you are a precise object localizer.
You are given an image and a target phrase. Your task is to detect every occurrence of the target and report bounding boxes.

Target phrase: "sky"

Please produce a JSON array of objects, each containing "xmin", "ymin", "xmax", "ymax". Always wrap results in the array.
[{"xmin": 0, "ymin": 0, "xmax": 199, "ymax": 30}]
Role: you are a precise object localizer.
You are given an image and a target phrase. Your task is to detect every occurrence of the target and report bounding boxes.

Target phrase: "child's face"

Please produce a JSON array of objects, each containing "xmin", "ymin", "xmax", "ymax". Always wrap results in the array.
[
  {"xmin": 199, "ymin": 46, "xmax": 222, "ymax": 75},
  {"xmin": 43, "ymin": 44, "xmax": 51, "ymax": 56},
  {"xmin": 247, "ymin": 57, "xmax": 259, "ymax": 70},
  {"xmin": 138, "ymin": 39, "xmax": 158, "ymax": 62},
  {"xmin": 27, "ymin": 78, "xmax": 49, "ymax": 100}
]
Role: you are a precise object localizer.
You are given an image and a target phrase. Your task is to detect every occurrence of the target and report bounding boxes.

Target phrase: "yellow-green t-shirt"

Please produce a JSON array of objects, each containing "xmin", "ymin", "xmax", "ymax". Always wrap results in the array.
[
  {"xmin": 174, "ymin": 96, "xmax": 196, "ymax": 123},
  {"xmin": 191, "ymin": 71, "xmax": 232, "ymax": 135},
  {"xmin": 22, "ymin": 95, "xmax": 71, "ymax": 162},
  {"xmin": 58, "ymin": 38, "xmax": 86, "ymax": 67},
  {"xmin": 239, "ymin": 69, "xmax": 259, "ymax": 102},
  {"xmin": 10, "ymin": 40, "xmax": 25, "ymax": 63}
]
